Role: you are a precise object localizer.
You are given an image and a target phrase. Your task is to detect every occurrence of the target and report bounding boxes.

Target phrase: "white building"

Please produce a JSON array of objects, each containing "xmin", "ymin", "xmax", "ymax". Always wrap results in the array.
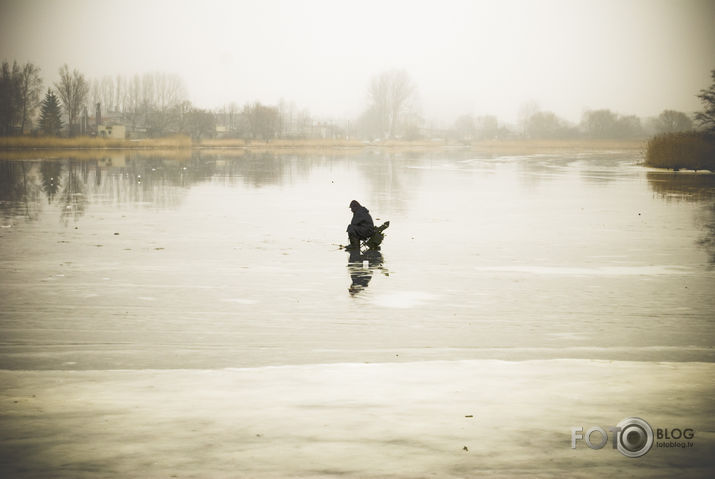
[{"xmin": 97, "ymin": 124, "xmax": 126, "ymax": 139}]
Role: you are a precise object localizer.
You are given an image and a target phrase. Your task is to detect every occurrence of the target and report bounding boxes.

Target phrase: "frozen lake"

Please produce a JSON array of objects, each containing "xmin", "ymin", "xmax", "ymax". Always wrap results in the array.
[
  {"xmin": 1, "ymin": 149, "xmax": 713, "ymax": 368},
  {"xmin": 1, "ymin": 149, "xmax": 714, "ymax": 476}
]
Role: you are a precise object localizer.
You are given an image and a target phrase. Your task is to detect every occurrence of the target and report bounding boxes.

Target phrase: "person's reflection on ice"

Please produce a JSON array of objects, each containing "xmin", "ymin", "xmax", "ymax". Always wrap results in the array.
[{"xmin": 347, "ymin": 249, "xmax": 387, "ymax": 296}]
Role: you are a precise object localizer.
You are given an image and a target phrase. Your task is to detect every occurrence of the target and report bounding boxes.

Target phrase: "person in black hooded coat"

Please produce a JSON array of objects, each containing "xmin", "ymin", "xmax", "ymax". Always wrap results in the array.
[{"xmin": 346, "ymin": 200, "xmax": 374, "ymax": 250}]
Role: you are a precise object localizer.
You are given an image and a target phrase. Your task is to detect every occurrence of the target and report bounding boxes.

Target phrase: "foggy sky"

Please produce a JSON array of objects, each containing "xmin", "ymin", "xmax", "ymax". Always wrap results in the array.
[{"xmin": 1, "ymin": 0, "xmax": 713, "ymax": 124}]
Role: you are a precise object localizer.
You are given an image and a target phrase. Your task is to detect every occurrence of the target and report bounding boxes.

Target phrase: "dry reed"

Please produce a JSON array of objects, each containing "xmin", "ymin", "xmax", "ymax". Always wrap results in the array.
[{"xmin": 645, "ymin": 132, "xmax": 715, "ymax": 171}]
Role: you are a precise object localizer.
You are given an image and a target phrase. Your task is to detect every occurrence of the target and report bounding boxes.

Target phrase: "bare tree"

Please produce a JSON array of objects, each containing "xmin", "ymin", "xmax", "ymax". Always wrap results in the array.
[
  {"xmin": 474, "ymin": 115, "xmax": 499, "ymax": 140},
  {"xmin": 180, "ymin": 105, "xmax": 216, "ymax": 140},
  {"xmin": 654, "ymin": 110, "xmax": 693, "ymax": 134},
  {"xmin": 453, "ymin": 115, "xmax": 475, "ymax": 141},
  {"xmin": 100, "ymin": 76, "xmax": 115, "ymax": 112},
  {"xmin": 141, "ymin": 72, "xmax": 155, "ymax": 112},
  {"xmin": 0, "ymin": 60, "xmax": 21, "ymax": 135},
  {"xmin": 153, "ymin": 72, "xmax": 185, "ymax": 111},
  {"xmin": 109, "ymin": 72, "xmax": 186, "ymax": 135},
  {"xmin": 388, "ymin": 70, "xmax": 414, "ymax": 137},
  {"xmin": 296, "ymin": 108, "xmax": 312, "ymax": 139},
  {"xmin": 582, "ymin": 109, "xmax": 643, "ymax": 139},
  {"xmin": 114, "ymin": 74, "xmax": 126, "ymax": 113},
  {"xmin": 54, "ymin": 64, "xmax": 89, "ymax": 136},
  {"xmin": 17, "ymin": 62, "xmax": 42, "ymax": 133},
  {"xmin": 524, "ymin": 111, "xmax": 567, "ymax": 139},
  {"xmin": 368, "ymin": 73, "xmax": 390, "ymax": 137},
  {"xmin": 227, "ymin": 102, "xmax": 239, "ymax": 135},
  {"xmin": 242, "ymin": 102, "xmax": 279, "ymax": 141},
  {"xmin": 278, "ymin": 98, "xmax": 290, "ymax": 138},
  {"xmin": 88, "ymin": 78, "xmax": 101, "ymax": 115},
  {"xmin": 124, "ymin": 74, "xmax": 142, "ymax": 130},
  {"xmin": 366, "ymin": 70, "xmax": 417, "ymax": 139},
  {"xmin": 147, "ymin": 72, "xmax": 186, "ymax": 136},
  {"xmin": 517, "ymin": 101, "xmax": 540, "ymax": 137},
  {"xmin": 695, "ymin": 69, "xmax": 715, "ymax": 133},
  {"xmin": 581, "ymin": 109, "xmax": 619, "ymax": 139}
]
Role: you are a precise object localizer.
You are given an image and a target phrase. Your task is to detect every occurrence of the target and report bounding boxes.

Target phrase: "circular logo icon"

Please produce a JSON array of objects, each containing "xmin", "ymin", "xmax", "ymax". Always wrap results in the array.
[{"xmin": 616, "ymin": 417, "xmax": 653, "ymax": 458}]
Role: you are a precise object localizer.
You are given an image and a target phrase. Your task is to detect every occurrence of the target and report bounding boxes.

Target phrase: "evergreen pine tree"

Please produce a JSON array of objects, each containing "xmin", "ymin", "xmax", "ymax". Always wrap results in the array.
[{"xmin": 39, "ymin": 88, "xmax": 63, "ymax": 136}]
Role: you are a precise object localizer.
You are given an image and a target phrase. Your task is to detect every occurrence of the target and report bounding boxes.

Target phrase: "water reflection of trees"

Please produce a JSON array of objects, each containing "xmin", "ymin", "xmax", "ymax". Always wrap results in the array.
[
  {"xmin": 97, "ymin": 153, "xmax": 212, "ymax": 209},
  {"xmin": 208, "ymin": 151, "xmax": 313, "ymax": 187},
  {"xmin": 647, "ymin": 172, "xmax": 715, "ymax": 203},
  {"xmin": 696, "ymin": 203, "xmax": 715, "ymax": 267},
  {"xmin": 40, "ymin": 161, "xmax": 62, "ymax": 202},
  {"xmin": 59, "ymin": 160, "xmax": 88, "ymax": 225},
  {"xmin": 647, "ymin": 172, "xmax": 715, "ymax": 265},
  {"xmin": 0, "ymin": 150, "xmax": 429, "ymax": 226},
  {"xmin": 354, "ymin": 150, "xmax": 423, "ymax": 215},
  {"xmin": 0, "ymin": 161, "xmax": 41, "ymax": 220}
]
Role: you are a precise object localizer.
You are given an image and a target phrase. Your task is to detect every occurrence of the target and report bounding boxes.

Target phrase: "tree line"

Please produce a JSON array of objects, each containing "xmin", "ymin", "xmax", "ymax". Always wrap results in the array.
[
  {"xmin": 644, "ymin": 70, "xmax": 715, "ymax": 171},
  {"xmin": 1, "ymin": 59, "xmax": 712, "ymax": 142},
  {"xmin": 0, "ymin": 61, "xmax": 220, "ymax": 139},
  {"xmin": 452, "ymin": 107, "xmax": 698, "ymax": 143}
]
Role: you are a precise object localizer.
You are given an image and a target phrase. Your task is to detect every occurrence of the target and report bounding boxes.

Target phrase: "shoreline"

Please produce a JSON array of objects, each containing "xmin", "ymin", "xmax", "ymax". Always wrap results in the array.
[
  {"xmin": 0, "ymin": 138, "xmax": 648, "ymax": 161},
  {"xmin": 0, "ymin": 137, "xmax": 647, "ymax": 151}
]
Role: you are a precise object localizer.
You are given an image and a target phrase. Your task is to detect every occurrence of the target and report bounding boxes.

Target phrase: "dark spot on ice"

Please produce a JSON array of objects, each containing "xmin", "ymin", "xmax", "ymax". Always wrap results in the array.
[
  {"xmin": 114, "ymin": 232, "xmax": 119, "ymax": 235},
  {"xmin": 463, "ymin": 446, "xmax": 469, "ymax": 452},
  {"xmin": 95, "ymin": 244, "xmax": 103, "ymax": 247},
  {"xmin": 154, "ymin": 247, "xmax": 164, "ymax": 250},
  {"xmin": 465, "ymin": 415, "xmax": 473, "ymax": 418}
]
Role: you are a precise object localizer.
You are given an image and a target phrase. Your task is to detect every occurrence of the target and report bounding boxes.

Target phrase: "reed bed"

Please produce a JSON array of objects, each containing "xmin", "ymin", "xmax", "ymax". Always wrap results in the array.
[
  {"xmin": 1, "ymin": 136, "xmax": 648, "ymax": 156},
  {"xmin": 645, "ymin": 132, "xmax": 715, "ymax": 171},
  {"xmin": 0, "ymin": 135, "xmax": 192, "ymax": 149}
]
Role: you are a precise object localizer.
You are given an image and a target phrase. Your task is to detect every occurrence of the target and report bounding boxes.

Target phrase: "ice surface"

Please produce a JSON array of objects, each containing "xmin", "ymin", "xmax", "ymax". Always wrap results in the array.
[
  {"xmin": 1, "ymin": 360, "xmax": 713, "ymax": 478},
  {"xmin": 0, "ymin": 151, "xmax": 713, "ymax": 476}
]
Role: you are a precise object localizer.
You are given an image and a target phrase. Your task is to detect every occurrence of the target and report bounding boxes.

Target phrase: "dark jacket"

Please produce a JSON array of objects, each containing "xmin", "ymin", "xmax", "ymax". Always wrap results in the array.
[{"xmin": 347, "ymin": 206, "xmax": 375, "ymax": 239}]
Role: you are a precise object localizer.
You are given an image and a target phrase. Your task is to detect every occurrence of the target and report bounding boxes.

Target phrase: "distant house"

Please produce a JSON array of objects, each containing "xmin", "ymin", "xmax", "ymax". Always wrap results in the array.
[
  {"xmin": 97, "ymin": 124, "xmax": 126, "ymax": 139},
  {"xmin": 92, "ymin": 103, "xmax": 126, "ymax": 139}
]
